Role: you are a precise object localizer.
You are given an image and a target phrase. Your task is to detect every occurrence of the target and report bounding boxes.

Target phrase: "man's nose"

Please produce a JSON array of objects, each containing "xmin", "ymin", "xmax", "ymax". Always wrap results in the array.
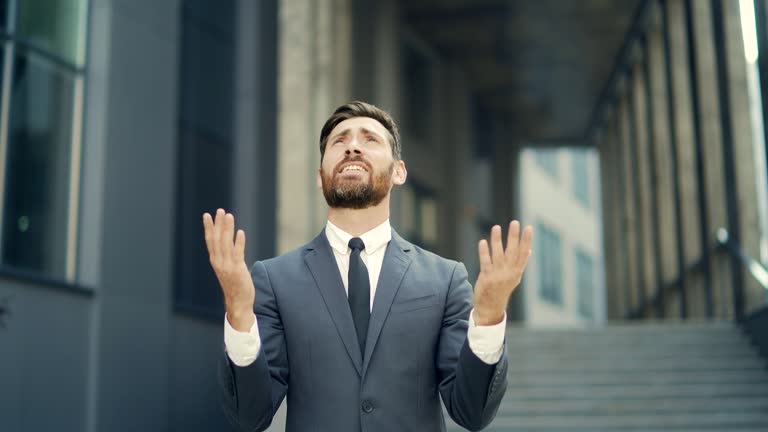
[{"xmin": 345, "ymin": 138, "xmax": 363, "ymax": 155}]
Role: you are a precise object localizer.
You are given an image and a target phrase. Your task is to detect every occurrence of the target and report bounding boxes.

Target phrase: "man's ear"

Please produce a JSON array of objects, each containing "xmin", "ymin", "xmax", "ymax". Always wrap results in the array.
[
  {"xmin": 316, "ymin": 169, "xmax": 323, "ymax": 189},
  {"xmin": 392, "ymin": 160, "xmax": 407, "ymax": 185}
]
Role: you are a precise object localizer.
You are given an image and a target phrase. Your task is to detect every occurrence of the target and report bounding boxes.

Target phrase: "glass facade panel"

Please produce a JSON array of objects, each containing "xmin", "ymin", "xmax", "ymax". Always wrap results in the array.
[
  {"xmin": 535, "ymin": 150, "xmax": 559, "ymax": 178},
  {"xmin": 575, "ymin": 248, "xmax": 595, "ymax": 318},
  {"xmin": 571, "ymin": 150, "xmax": 590, "ymax": 207},
  {"xmin": 1, "ymin": 49, "xmax": 76, "ymax": 277},
  {"xmin": 0, "ymin": 0, "xmax": 9, "ymax": 30},
  {"xmin": 17, "ymin": 0, "xmax": 87, "ymax": 65},
  {"xmin": 536, "ymin": 223, "xmax": 562, "ymax": 304}
]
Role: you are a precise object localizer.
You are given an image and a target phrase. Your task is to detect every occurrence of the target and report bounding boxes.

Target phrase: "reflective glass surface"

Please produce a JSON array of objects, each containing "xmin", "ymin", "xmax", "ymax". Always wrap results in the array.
[{"xmin": 1, "ymin": 49, "xmax": 76, "ymax": 277}]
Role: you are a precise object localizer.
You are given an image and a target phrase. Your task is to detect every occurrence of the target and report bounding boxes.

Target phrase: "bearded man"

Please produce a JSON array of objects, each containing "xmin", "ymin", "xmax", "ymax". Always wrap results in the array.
[{"xmin": 203, "ymin": 101, "xmax": 533, "ymax": 432}]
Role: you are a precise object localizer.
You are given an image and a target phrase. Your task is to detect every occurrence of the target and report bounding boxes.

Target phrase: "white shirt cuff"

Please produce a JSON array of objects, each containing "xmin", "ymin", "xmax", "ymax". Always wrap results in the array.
[
  {"xmin": 467, "ymin": 309, "xmax": 506, "ymax": 365},
  {"xmin": 223, "ymin": 313, "xmax": 261, "ymax": 367}
]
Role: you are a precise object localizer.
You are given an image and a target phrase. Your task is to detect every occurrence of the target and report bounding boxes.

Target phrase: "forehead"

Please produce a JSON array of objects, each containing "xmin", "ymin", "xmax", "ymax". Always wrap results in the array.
[{"xmin": 329, "ymin": 116, "xmax": 389, "ymax": 139}]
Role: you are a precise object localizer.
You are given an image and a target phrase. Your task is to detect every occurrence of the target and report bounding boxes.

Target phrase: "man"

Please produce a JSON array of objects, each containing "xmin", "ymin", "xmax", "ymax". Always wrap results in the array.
[{"xmin": 203, "ymin": 101, "xmax": 533, "ymax": 431}]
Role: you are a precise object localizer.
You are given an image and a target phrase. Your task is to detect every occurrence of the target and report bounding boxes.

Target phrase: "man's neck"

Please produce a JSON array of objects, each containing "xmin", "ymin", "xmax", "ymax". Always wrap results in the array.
[{"xmin": 327, "ymin": 197, "xmax": 390, "ymax": 237}]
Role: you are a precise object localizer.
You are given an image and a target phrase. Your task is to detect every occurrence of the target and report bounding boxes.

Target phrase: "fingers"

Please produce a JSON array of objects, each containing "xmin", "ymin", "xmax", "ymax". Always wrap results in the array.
[
  {"xmin": 516, "ymin": 225, "xmax": 534, "ymax": 268},
  {"xmin": 478, "ymin": 239, "xmax": 492, "ymax": 273},
  {"xmin": 505, "ymin": 220, "xmax": 520, "ymax": 263},
  {"xmin": 490, "ymin": 225, "xmax": 504, "ymax": 266},
  {"xmin": 222, "ymin": 213, "xmax": 236, "ymax": 259},
  {"xmin": 204, "ymin": 208, "xmax": 244, "ymax": 261},
  {"xmin": 214, "ymin": 208, "xmax": 225, "ymax": 256},
  {"xmin": 234, "ymin": 229, "xmax": 246, "ymax": 261},
  {"xmin": 203, "ymin": 213, "xmax": 215, "ymax": 257}
]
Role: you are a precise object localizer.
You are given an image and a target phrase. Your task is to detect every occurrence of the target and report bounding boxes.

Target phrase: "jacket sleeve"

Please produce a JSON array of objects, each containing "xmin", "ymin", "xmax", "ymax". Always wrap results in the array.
[
  {"xmin": 437, "ymin": 262, "xmax": 508, "ymax": 431},
  {"xmin": 219, "ymin": 261, "xmax": 289, "ymax": 432}
]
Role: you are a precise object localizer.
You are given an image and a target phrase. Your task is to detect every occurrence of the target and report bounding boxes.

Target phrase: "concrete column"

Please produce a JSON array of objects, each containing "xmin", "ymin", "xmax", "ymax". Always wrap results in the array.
[
  {"xmin": 87, "ymin": 1, "xmax": 181, "ymax": 430},
  {"xmin": 722, "ymin": 0, "xmax": 765, "ymax": 314},
  {"xmin": 276, "ymin": 0, "xmax": 352, "ymax": 253},
  {"xmin": 631, "ymin": 57, "xmax": 657, "ymax": 317},
  {"xmin": 597, "ymin": 120, "xmax": 624, "ymax": 320},
  {"xmin": 492, "ymin": 125, "xmax": 523, "ymax": 320},
  {"xmin": 649, "ymin": 4, "xmax": 682, "ymax": 318},
  {"xmin": 666, "ymin": 0, "xmax": 707, "ymax": 317},
  {"xmin": 441, "ymin": 64, "xmax": 473, "ymax": 260},
  {"xmin": 618, "ymin": 94, "xmax": 640, "ymax": 314},
  {"xmin": 691, "ymin": 0, "xmax": 733, "ymax": 318}
]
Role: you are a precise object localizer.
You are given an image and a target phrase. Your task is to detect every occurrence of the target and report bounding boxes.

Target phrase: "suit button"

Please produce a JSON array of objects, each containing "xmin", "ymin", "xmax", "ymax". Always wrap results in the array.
[{"xmin": 361, "ymin": 400, "xmax": 374, "ymax": 413}]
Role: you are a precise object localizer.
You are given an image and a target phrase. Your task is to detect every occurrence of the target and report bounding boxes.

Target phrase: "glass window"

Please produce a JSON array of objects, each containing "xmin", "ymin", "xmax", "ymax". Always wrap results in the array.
[
  {"xmin": 536, "ymin": 223, "xmax": 562, "ymax": 305},
  {"xmin": 534, "ymin": 150, "xmax": 559, "ymax": 178},
  {"xmin": 575, "ymin": 247, "xmax": 595, "ymax": 319},
  {"xmin": 173, "ymin": 0, "xmax": 236, "ymax": 317},
  {"xmin": 1, "ymin": 49, "xmax": 77, "ymax": 278},
  {"xmin": 0, "ymin": 0, "xmax": 9, "ymax": 30},
  {"xmin": 17, "ymin": 0, "xmax": 87, "ymax": 65},
  {"xmin": 0, "ymin": 1, "xmax": 87, "ymax": 282},
  {"xmin": 571, "ymin": 150, "xmax": 590, "ymax": 207}
]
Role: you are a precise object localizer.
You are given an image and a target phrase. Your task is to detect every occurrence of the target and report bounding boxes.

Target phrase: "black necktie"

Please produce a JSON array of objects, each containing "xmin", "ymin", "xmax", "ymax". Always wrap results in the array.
[{"xmin": 348, "ymin": 237, "xmax": 370, "ymax": 354}]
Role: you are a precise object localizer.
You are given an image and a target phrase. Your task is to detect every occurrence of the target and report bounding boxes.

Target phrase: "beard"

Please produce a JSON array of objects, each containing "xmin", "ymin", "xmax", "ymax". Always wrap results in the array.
[{"xmin": 321, "ymin": 157, "xmax": 394, "ymax": 209}]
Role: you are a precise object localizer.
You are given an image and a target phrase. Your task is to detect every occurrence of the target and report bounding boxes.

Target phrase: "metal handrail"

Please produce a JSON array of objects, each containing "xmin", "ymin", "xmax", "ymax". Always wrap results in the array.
[{"xmin": 716, "ymin": 228, "xmax": 768, "ymax": 290}]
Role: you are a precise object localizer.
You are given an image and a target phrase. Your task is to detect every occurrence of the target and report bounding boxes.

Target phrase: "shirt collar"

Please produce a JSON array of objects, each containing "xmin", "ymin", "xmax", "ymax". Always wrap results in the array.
[{"xmin": 325, "ymin": 219, "xmax": 392, "ymax": 256}]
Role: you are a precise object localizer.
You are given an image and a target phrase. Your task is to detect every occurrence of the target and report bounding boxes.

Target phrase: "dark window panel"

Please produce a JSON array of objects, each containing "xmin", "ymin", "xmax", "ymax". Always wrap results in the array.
[
  {"xmin": 174, "ymin": 0, "xmax": 236, "ymax": 317},
  {"xmin": 0, "ymin": 0, "xmax": 9, "ymax": 30},
  {"xmin": 2, "ymin": 49, "xmax": 75, "ymax": 278}
]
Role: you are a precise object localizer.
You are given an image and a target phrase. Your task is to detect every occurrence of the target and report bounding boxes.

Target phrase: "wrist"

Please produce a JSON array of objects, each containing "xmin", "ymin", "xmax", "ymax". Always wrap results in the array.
[
  {"xmin": 473, "ymin": 308, "xmax": 505, "ymax": 326},
  {"xmin": 226, "ymin": 303, "xmax": 254, "ymax": 330}
]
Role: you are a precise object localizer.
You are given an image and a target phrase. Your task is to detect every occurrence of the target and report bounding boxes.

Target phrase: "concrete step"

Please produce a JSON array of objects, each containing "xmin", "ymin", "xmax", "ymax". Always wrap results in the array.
[
  {"xmin": 506, "ymin": 355, "xmax": 764, "ymax": 373},
  {"xmin": 503, "ymin": 382, "xmax": 768, "ymax": 400},
  {"xmin": 506, "ymin": 369, "xmax": 768, "ymax": 386},
  {"xmin": 505, "ymin": 331, "xmax": 748, "ymax": 346},
  {"xmin": 486, "ymin": 411, "xmax": 768, "ymax": 429},
  {"xmin": 507, "ymin": 321, "xmax": 737, "ymax": 333},
  {"xmin": 444, "ymin": 322, "xmax": 768, "ymax": 432},
  {"xmin": 497, "ymin": 396, "xmax": 768, "ymax": 415},
  {"xmin": 505, "ymin": 352, "xmax": 764, "ymax": 371},
  {"xmin": 504, "ymin": 340, "xmax": 758, "ymax": 356}
]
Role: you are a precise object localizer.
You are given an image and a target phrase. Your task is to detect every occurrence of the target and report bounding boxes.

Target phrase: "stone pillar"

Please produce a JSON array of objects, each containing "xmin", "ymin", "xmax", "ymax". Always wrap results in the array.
[
  {"xmin": 650, "ymin": 1, "xmax": 686, "ymax": 319},
  {"xmin": 722, "ymin": 0, "xmax": 765, "ymax": 314},
  {"xmin": 597, "ymin": 120, "xmax": 625, "ymax": 320},
  {"xmin": 277, "ymin": 0, "xmax": 352, "ymax": 253},
  {"xmin": 691, "ymin": 0, "xmax": 733, "ymax": 318},
  {"xmin": 618, "ymin": 94, "xmax": 640, "ymax": 314},
  {"xmin": 631, "ymin": 56, "xmax": 657, "ymax": 317},
  {"xmin": 666, "ymin": 0, "xmax": 708, "ymax": 317}
]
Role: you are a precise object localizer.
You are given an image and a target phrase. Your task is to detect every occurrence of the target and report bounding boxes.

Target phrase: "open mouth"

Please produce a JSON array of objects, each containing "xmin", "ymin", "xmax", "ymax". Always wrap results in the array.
[{"xmin": 337, "ymin": 161, "xmax": 370, "ymax": 174}]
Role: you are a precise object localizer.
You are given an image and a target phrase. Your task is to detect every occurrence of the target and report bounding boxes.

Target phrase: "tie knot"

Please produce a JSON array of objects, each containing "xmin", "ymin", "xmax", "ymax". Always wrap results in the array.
[{"xmin": 348, "ymin": 237, "xmax": 365, "ymax": 252}]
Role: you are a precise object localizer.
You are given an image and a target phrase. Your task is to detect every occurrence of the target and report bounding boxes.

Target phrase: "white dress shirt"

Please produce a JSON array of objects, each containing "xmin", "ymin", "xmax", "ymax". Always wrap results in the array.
[{"xmin": 224, "ymin": 219, "xmax": 506, "ymax": 367}]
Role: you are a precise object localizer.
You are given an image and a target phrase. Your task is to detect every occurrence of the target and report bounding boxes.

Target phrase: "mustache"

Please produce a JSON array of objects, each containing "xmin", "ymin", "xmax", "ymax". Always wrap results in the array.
[{"xmin": 334, "ymin": 156, "xmax": 372, "ymax": 173}]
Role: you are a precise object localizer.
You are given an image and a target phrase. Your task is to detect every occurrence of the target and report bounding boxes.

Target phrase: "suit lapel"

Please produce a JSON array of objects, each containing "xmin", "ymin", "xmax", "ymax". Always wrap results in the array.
[
  {"xmin": 304, "ymin": 231, "xmax": 363, "ymax": 375},
  {"xmin": 362, "ymin": 230, "xmax": 413, "ymax": 376}
]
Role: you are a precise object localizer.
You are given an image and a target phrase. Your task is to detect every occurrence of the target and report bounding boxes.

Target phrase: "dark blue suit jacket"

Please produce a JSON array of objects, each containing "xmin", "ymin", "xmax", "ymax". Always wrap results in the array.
[{"xmin": 220, "ymin": 229, "xmax": 508, "ymax": 431}]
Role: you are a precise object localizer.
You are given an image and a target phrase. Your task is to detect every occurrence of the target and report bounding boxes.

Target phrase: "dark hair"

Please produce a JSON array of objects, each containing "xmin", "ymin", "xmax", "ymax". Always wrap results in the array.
[{"xmin": 319, "ymin": 101, "xmax": 401, "ymax": 161}]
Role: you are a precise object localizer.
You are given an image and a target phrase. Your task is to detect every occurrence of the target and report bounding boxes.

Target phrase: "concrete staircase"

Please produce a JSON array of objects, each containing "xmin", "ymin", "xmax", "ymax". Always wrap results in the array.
[{"xmin": 446, "ymin": 321, "xmax": 768, "ymax": 431}]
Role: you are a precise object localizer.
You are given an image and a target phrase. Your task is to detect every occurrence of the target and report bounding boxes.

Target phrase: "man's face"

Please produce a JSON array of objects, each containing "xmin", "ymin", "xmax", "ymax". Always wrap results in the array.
[{"xmin": 318, "ymin": 117, "xmax": 406, "ymax": 209}]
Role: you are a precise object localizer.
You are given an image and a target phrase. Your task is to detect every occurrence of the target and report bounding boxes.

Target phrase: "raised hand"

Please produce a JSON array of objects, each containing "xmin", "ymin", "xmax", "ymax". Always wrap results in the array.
[
  {"xmin": 203, "ymin": 208, "xmax": 255, "ymax": 331},
  {"xmin": 473, "ymin": 221, "xmax": 534, "ymax": 326}
]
